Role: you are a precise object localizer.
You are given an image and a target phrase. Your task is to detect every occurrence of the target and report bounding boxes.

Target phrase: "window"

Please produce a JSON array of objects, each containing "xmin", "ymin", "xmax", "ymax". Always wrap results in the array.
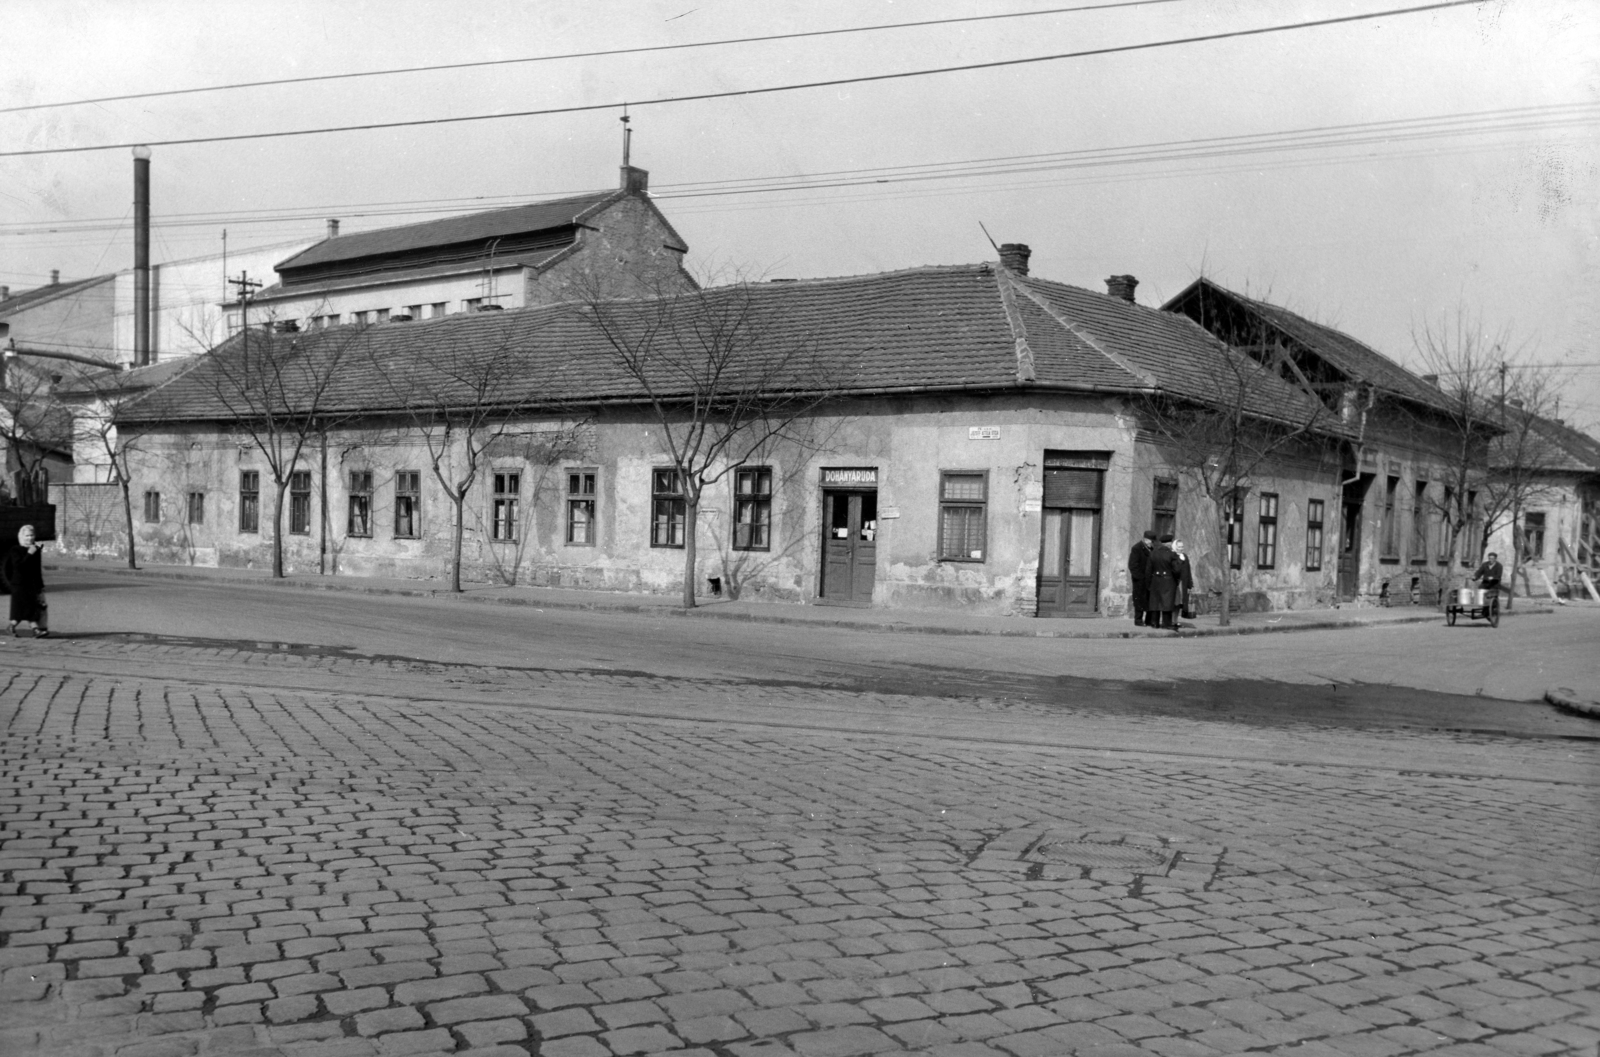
[
  {"xmin": 1152, "ymin": 476, "xmax": 1178, "ymax": 539},
  {"xmin": 404, "ymin": 304, "xmax": 423, "ymax": 320},
  {"xmin": 1521, "ymin": 512, "xmax": 1546, "ymax": 562},
  {"xmin": 430, "ymin": 302, "xmax": 448, "ymax": 319},
  {"xmin": 1438, "ymin": 486, "xmax": 1455, "ymax": 563},
  {"xmin": 1410, "ymin": 480, "xmax": 1428, "ymax": 563},
  {"xmin": 375, "ymin": 308, "xmax": 390, "ymax": 323},
  {"xmin": 143, "ymin": 490, "xmax": 161, "ymax": 523},
  {"xmin": 239, "ymin": 471, "xmax": 259, "ymax": 533},
  {"xmin": 464, "ymin": 298, "xmax": 483, "ymax": 313},
  {"xmin": 492, "ymin": 472, "xmax": 520, "ymax": 542},
  {"xmin": 1380, "ymin": 475, "xmax": 1400, "ymax": 559},
  {"xmin": 394, "ymin": 471, "xmax": 420, "ymax": 538},
  {"xmin": 186, "ymin": 492, "xmax": 205, "ymax": 526},
  {"xmin": 347, "ymin": 471, "xmax": 373, "ymax": 537},
  {"xmin": 938, "ymin": 471, "xmax": 987, "ymax": 561},
  {"xmin": 289, "ymin": 471, "xmax": 312, "ymax": 535},
  {"xmin": 1305, "ymin": 499, "xmax": 1325, "ymax": 572},
  {"xmin": 349, "ymin": 310, "xmax": 369, "ymax": 326},
  {"xmin": 733, "ymin": 467, "xmax": 773, "ymax": 551},
  {"xmin": 651, "ymin": 469, "xmax": 685, "ymax": 547},
  {"xmin": 1256, "ymin": 492, "xmax": 1279, "ymax": 569},
  {"xmin": 1224, "ymin": 491, "xmax": 1245, "ymax": 569},
  {"xmin": 567, "ymin": 470, "xmax": 597, "ymax": 545}
]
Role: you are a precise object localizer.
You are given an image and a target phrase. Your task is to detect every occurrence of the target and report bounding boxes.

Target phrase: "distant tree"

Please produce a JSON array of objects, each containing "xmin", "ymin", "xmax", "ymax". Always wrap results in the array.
[
  {"xmin": 1136, "ymin": 341, "xmax": 1333, "ymax": 626},
  {"xmin": 573, "ymin": 277, "xmax": 843, "ymax": 608},
  {"xmin": 63, "ymin": 365, "xmax": 153, "ymax": 568},
  {"xmin": 0, "ymin": 353, "xmax": 70, "ymax": 509},
  {"xmin": 1410, "ymin": 311, "xmax": 1563, "ymax": 607},
  {"xmin": 369, "ymin": 316, "xmax": 587, "ymax": 593}
]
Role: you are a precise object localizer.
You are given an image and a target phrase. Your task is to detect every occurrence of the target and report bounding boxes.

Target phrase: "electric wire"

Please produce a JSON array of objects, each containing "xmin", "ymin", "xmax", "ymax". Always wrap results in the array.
[
  {"xmin": 0, "ymin": 0, "xmax": 1490, "ymax": 158},
  {"xmin": 0, "ymin": 0, "xmax": 1194, "ymax": 115}
]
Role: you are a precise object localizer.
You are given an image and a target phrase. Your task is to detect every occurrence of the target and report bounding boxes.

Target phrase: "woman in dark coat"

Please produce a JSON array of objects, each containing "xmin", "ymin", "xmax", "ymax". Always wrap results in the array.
[
  {"xmin": 2, "ymin": 524, "xmax": 48, "ymax": 637},
  {"xmin": 1171, "ymin": 539, "xmax": 1195, "ymax": 626}
]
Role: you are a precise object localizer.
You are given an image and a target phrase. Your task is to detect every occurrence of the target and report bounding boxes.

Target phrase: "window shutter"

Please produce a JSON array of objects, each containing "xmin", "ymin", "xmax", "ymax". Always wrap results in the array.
[{"xmin": 1043, "ymin": 469, "xmax": 1102, "ymax": 508}]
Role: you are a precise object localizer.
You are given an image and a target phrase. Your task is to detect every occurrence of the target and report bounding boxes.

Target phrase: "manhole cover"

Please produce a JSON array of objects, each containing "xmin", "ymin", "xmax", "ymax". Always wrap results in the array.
[{"xmin": 1028, "ymin": 840, "xmax": 1171, "ymax": 871}]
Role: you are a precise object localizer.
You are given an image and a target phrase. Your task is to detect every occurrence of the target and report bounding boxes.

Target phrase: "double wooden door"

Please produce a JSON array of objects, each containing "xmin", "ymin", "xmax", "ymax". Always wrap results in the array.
[
  {"xmin": 821, "ymin": 490, "xmax": 877, "ymax": 604},
  {"xmin": 1037, "ymin": 466, "xmax": 1103, "ymax": 617}
]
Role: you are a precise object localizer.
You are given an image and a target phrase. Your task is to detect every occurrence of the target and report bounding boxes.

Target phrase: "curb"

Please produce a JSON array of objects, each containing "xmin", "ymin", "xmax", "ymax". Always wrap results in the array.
[
  {"xmin": 46, "ymin": 560, "xmax": 1538, "ymax": 640},
  {"xmin": 1545, "ymin": 686, "xmax": 1600, "ymax": 719}
]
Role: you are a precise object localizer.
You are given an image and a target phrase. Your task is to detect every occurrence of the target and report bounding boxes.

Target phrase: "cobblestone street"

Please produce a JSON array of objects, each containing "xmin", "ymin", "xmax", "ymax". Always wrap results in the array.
[{"xmin": 3, "ymin": 637, "xmax": 1597, "ymax": 1057}]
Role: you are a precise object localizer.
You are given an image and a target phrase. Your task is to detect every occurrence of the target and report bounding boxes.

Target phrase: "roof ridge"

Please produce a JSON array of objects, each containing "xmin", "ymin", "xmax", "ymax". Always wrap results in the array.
[
  {"xmin": 1010, "ymin": 275, "xmax": 1156, "ymax": 387},
  {"xmin": 994, "ymin": 270, "xmax": 1036, "ymax": 384}
]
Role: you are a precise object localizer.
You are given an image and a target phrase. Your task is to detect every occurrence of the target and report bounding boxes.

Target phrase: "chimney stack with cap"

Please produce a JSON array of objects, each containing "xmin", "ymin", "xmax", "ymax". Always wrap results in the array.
[
  {"xmin": 326, "ymin": 219, "xmax": 340, "ymax": 238},
  {"xmin": 998, "ymin": 243, "xmax": 1031, "ymax": 276},
  {"xmin": 0, "ymin": 286, "xmax": 9, "ymax": 300},
  {"xmin": 1105, "ymin": 275, "xmax": 1138, "ymax": 303},
  {"xmin": 620, "ymin": 166, "xmax": 649, "ymax": 194},
  {"xmin": 50, "ymin": 270, "xmax": 60, "ymax": 285}
]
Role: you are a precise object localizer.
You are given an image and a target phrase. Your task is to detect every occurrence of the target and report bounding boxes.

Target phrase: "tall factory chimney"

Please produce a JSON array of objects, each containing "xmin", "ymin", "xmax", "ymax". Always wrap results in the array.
[{"xmin": 133, "ymin": 145, "xmax": 152, "ymax": 366}]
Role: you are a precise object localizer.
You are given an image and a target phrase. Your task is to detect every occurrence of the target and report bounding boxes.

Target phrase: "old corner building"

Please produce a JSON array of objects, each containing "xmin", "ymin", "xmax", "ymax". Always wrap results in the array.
[{"xmin": 92, "ymin": 237, "xmax": 1407, "ymax": 620}]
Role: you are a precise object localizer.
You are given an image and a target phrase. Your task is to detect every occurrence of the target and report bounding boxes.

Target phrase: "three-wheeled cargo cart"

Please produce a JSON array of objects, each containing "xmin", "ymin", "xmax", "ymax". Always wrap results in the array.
[{"xmin": 1445, "ymin": 586, "xmax": 1498, "ymax": 627}]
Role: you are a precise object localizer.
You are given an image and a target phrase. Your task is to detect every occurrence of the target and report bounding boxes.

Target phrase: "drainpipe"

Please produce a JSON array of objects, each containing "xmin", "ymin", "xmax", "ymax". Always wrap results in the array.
[{"xmin": 320, "ymin": 428, "xmax": 329, "ymax": 575}]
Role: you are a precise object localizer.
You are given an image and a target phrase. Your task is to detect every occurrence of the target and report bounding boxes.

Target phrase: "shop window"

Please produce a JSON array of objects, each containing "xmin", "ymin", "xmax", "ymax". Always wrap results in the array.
[
  {"xmin": 1152, "ymin": 476, "xmax": 1178, "ymax": 538},
  {"xmin": 394, "ymin": 471, "xmax": 420, "ymax": 538},
  {"xmin": 1521, "ymin": 512, "xmax": 1546, "ymax": 562},
  {"xmin": 289, "ymin": 471, "xmax": 312, "ymax": 535},
  {"xmin": 143, "ymin": 490, "xmax": 161, "ymax": 523},
  {"xmin": 347, "ymin": 471, "xmax": 373, "ymax": 537},
  {"xmin": 239, "ymin": 471, "xmax": 259, "ymax": 533},
  {"xmin": 1256, "ymin": 492, "xmax": 1279, "ymax": 569},
  {"xmin": 1305, "ymin": 499, "xmax": 1324, "ymax": 572},
  {"xmin": 567, "ymin": 470, "xmax": 597, "ymax": 545},
  {"xmin": 938, "ymin": 471, "xmax": 987, "ymax": 562},
  {"xmin": 1410, "ymin": 480, "xmax": 1428, "ymax": 563},
  {"xmin": 1224, "ymin": 491, "xmax": 1245, "ymax": 569},
  {"xmin": 1380, "ymin": 475, "xmax": 1399, "ymax": 560},
  {"xmin": 491, "ymin": 472, "xmax": 520, "ymax": 542},
  {"xmin": 733, "ymin": 467, "xmax": 772, "ymax": 551},
  {"xmin": 186, "ymin": 492, "xmax": 205, "ymax": 526},
  {"xmin": 651, "ymin": 469, "xmax": 685, "ymax": 548}
]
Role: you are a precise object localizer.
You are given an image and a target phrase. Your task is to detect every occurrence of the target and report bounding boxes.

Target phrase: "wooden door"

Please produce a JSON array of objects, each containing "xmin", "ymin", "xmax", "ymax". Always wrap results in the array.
[
  {"xmin": 1338, "ymin": 495, "xmax": 1363, "ymax": 600},
  {"xmin": 1037, "ymin": 467, "xmax": 1103, "ymax": 617},
  {"xmin": 821, "ymin": 490, "xmax": 877, "ymax": 603}
]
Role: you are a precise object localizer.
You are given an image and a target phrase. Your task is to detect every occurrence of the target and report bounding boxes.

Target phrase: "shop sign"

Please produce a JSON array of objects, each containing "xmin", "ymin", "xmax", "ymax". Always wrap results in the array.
[
  {"xmin": 968, "ymin": 426, "xmax": 1001, "ymax": 440},
  {"xmin": 822, "ymin": 467, "xmax": 878, "ymax": 486}
]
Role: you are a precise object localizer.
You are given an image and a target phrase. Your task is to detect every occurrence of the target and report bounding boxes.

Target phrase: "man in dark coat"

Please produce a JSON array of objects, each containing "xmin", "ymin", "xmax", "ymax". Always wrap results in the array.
[
  {"xmin": 1147, "ymin": 533, "xmax": 1180, "ymax": 629},
  {"xmin": 1127, "ymin": 530, "xmax": 1156, "ymax": 625}
]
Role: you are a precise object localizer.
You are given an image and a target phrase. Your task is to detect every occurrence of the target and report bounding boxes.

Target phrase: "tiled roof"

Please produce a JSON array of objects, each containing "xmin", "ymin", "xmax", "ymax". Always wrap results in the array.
[
  {"xmin": 274, "ymin": 192, "xmax": 622, "ymax": 273},
  {"xmin": 1494, "ymin": 409, "xmax": 1600, "ymax": 475},
  {"xmin": 120, "ymin": 265, "xmax": 1336, "ymax": 431},
  {"xmin": 1164, "ymin": 279, "xmax": 1453, "ymax": 411},
  {"xmin": 250, "ymin": 248, "xmax": 571, "ymax": 302},
  {"xmin": 0, "ymin": 275, "xmax": 116, "ymax": 318}
]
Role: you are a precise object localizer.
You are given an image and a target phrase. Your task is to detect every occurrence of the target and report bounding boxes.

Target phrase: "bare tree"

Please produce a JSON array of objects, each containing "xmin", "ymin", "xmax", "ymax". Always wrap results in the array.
[
  {"xmin": 62, "ymin": 366, "xmax": 154, "ymax": 568},
  {"xmin": 369, "ymin": 317, "xmax": 587, "ymax": 593},
  {"xmin": 1137, "ymin": 344, "xmax": 1333, "ymax": 626},
  {"xmin": 1410, "ymin": 312, "xmax": 1562, "ymax": 607},
  {"xmin": 184, "ymin": 320, "xmax": 366, "ymax": 578},
  {"xmin": 574, "ymin": 279, "xmax": 843, "ymax": 608},
  {"xmin": 0, "ymin": 354, "xmax": 71, "ymax": 512}
]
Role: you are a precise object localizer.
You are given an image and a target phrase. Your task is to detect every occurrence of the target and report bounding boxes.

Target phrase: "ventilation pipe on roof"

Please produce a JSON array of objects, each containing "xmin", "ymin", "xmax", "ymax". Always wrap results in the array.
[
  {"xmin": 327, "ymin": 219, "xmax": 340, "ymax": 238},
  {"xmin": 50, "ymin": 270, "xmax": 60, "ymax": 285},
  {"xmin": 1105, "ymin": 275, "xmax": 1139, "ymax": 303},
  {"xmin": 998, "ymin": 243, "xmax": 1031, "ymax": 275}
]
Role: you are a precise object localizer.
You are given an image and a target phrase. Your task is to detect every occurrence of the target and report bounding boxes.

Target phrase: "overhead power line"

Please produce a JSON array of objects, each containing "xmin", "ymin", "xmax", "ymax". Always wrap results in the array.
[
  {"xmin": 2, "ymin": 99, "xmax": 1586, "ymax": 241},
  {"xmin": 0, "ymin": 0, "xmax": 1489, "ymax": 159},
  {"xmin": 0, "ymin": 0, "xmax": 1192, "ymax": 115}
]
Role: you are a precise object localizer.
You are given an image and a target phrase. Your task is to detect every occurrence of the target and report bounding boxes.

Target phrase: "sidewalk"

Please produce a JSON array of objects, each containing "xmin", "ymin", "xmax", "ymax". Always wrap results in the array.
[{"xmin": 49, "ymin": 555, "xmax": 1558, "ymax": 639}]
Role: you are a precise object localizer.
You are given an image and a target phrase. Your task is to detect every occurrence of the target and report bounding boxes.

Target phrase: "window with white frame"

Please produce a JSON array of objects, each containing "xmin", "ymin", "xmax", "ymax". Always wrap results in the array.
[
  {"xmin": 347, "ymin": 471, "xmax": 373, "ymax": 537},
  {"xmin": 733, "ymin": 467, "xmax": 772, "ymax": 551},
  {"xmin": 492, "ymin": 472, "xmax": 520, "ymax": 542},
  {"xmin": 1305, "ymin": 499, "xmax": 1324, "ymax": 572},
  {"xmin": 289, "ymin": 471, "xmax": 312, "ymax": 535},
  {"xmin": 651, "ymin": 469, "xmax": 685, "ymax": 548},
  {"xmin": 567, "ymin": 470, "xmax": 597, "ymax": 545},
  {"xmin": 394, "ymin": 471, "xmax": 421, "ymax": 538},
  {"xmin": 1256, "ymin": 492, "xmax": 1278, "ymax": 569},
  {"xmin": 938, "ymin": 471, "xmax": 987, "ymax": 562}
]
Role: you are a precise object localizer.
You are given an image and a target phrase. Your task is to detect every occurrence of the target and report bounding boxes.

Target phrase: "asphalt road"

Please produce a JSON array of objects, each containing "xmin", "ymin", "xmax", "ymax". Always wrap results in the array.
[{"xmin": 35, "ymin": 569, "xmax": 1600, "ymax": 740}]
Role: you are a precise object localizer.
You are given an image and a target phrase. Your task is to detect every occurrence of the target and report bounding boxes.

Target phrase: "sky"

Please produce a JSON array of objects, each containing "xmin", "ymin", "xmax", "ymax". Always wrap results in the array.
[{"xmin": 3, "ymin": 0, "xmax": 1597, "ymax": 426}]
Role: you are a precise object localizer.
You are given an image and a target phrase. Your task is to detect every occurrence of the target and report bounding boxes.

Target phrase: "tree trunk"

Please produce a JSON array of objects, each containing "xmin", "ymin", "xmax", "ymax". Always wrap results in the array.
[
  {"xmin": 682, "ymin": 495, "xmax": 698, "ymax": 609},
  {"xmin": 451, "ymin": 491, "xmax": 466, "ymax": 594},
  {"xmin": 1505, "ymin": 502, "xmax": 1521, "ymax": 610},
  {"xmin": 117, "ymin": 474, "xmax": 138, "ymax": 570},
  {"xmin": 272, "ymin": 478, "xmax": 289, "ymax": 578},
  {"xmin": 1217, "ymin": 507, "xmax": 1232, "ymax": 627}
]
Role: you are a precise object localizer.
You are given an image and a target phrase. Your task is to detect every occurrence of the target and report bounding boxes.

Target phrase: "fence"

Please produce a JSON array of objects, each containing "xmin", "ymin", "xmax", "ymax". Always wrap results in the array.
[{"xmin": 49, "ymin": 483, "xmax": 127, "ymax": 559}]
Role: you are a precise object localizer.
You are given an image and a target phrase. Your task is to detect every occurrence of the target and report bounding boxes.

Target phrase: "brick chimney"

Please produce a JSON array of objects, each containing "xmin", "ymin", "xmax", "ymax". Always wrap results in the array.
[
  {"xmin": 50, "ymin": 269, "xmax": 60, "ymax": 285},
  {"xmin": 998, "ymin": 243, "xmax": 1031, "ymax": 275},
  {"xmin": 326, "ymin": 218, "xmax": 340, "ymax": 238},
  {"xmin": 1105, "ymin": 275, "xmax": 1138, "ymax": 303},
  {"xmin": 0, "ymin": 286, "xmax": 9, "ymax": 300},
  {"xmin": 621, "ymin": 166, "xmax": 649, "ymax": 194}
]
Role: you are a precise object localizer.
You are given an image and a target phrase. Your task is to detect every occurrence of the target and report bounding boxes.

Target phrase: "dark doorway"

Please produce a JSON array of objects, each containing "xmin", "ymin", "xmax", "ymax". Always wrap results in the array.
[
  {"xmin": 820, "ymin": 489, "xmax": 878, "ymax": 604},
  {"xmin": 1037, "ymin": 462, "xmax": 1104, "ymax": 617},
  {"xmin": 1339, "ymin": 474, "xmax": 1371, "ymax": 601}
]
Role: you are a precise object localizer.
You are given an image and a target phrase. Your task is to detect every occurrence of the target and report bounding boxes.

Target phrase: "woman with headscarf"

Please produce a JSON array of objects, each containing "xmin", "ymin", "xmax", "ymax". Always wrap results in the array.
[
  {"xmin": 1171, "ymin": 539, "xmax": 1194, "ymax": 626},
  {"xmin": 2, "ymin": 524, "xmax": 48, "ymax": 637}
]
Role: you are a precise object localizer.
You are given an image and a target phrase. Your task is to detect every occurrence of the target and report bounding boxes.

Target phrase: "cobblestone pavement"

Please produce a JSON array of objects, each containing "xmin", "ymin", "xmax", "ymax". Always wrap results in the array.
[{"xmin": 2, "ymin": 639, "xmax": 1597, "ymax": 1057}]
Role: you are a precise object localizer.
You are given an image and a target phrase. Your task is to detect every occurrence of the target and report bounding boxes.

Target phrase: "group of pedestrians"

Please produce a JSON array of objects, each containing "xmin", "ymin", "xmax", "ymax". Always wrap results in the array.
[{"xmin": 1128, "ymin": 529, "xmax": 1193, "ymax": 631}]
